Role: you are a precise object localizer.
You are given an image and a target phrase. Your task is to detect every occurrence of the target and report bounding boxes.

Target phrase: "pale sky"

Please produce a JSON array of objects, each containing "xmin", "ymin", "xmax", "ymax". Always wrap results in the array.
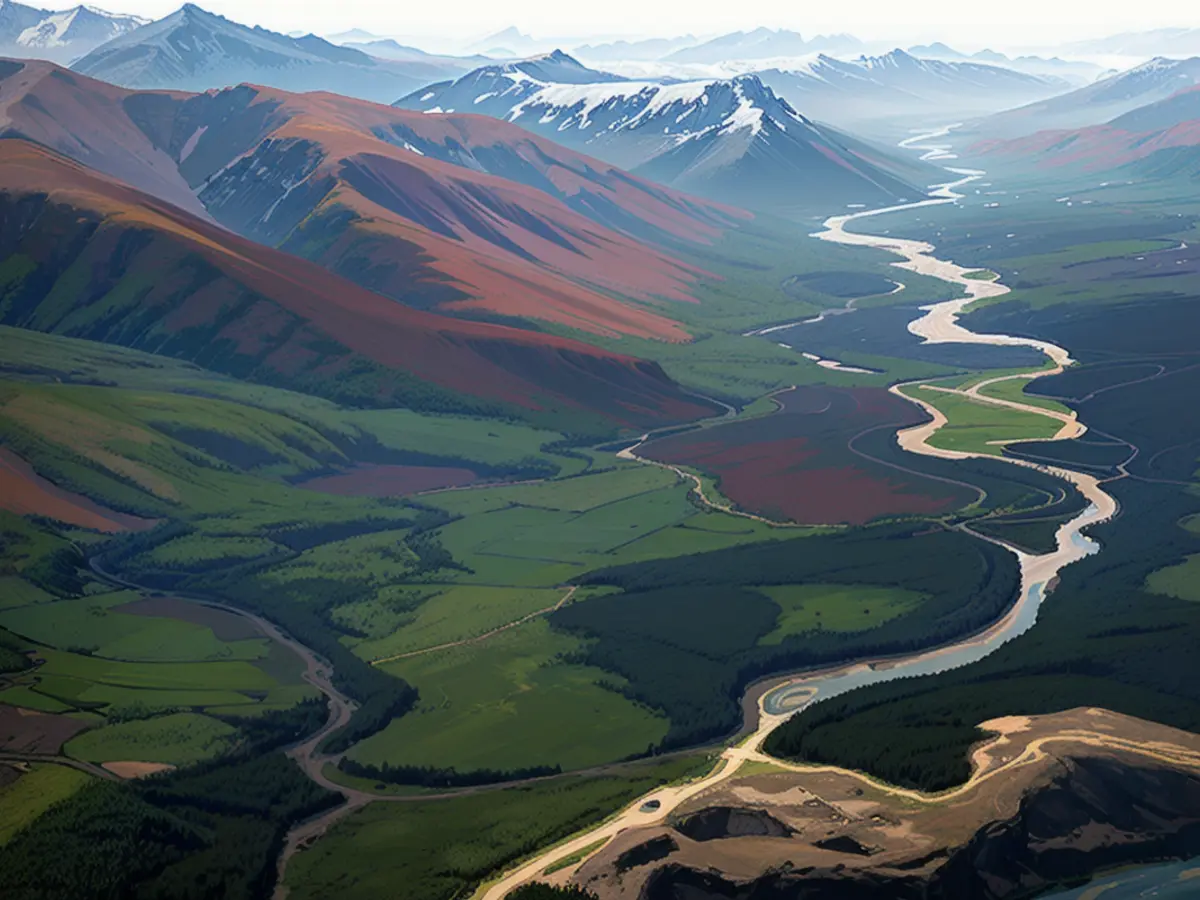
[{"xmin": 44, "ymin": 0, "xmax": 1200, "ymax": 52}]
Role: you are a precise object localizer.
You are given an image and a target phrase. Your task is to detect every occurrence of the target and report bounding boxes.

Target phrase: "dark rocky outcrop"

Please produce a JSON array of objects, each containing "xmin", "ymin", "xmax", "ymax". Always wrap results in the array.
[
  {"xmin": 638, "ymin": 759, "xmax": 1200, "ymax": 899},
  {"xmin": 927, "ymin": 757, "xmax": 1200, "ymax": 898},
  {"xmin": 674, "ymin": 807, "xmax": 795, "ymax": 842},
  {"xmin": 812, "ymin": 835, "xmax": 875, "ymax": 856},
  {"xmin": 617, "ymin": 836, "xmax": 679, "ymax": 873}
]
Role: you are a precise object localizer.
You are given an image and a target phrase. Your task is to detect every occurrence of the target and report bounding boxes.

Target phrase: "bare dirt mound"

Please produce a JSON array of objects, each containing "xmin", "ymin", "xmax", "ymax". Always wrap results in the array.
[
  {"xmin": 0, "ymin": 705, "xmax": 90, "ymax": 754},
  {"xmin": 102, "ymin": 761, "xmax": 176, "ymax": 779}
]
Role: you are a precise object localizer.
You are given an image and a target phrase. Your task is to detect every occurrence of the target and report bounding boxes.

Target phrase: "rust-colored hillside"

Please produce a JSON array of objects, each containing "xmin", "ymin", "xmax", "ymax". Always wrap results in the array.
[
  {"xmin": 0, "ymin": 58, "xmax": 750, "ymax": 341},
  {"xmin": 0, "ymin": 140, "xmax": 720, "ymax": 428}
]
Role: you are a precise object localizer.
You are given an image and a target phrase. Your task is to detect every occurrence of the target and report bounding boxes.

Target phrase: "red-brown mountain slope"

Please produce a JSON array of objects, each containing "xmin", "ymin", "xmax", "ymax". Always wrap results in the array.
[
  {"xmin": 0, "ymin": 59, "xmax": 203, "ymax": 218},
  {"xmin": 0, "ymin": 139, "xmax": 720, "ymax": 429},
  {"xmin": 0, "ymin": 59, "xmax": 750, "ymax": 341},
  {"xmin": 973, "ymin": 85, "xmax": 1200, "ymax": 175}
]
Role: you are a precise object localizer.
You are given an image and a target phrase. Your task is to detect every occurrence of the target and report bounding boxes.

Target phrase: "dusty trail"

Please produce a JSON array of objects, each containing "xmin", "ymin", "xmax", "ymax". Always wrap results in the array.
[
  {"xmin": 0, "ymin": 750, "xmax": 119, "ymax": 781},
  {"xmin": 739, "ymin": 719, "xmax": 1200, "ymax": 807},
  {"xmin": 369, "ymin": 586, "xmax": 578, "ymax": 665},
  {"xmin": 477, "ymin": 129, "xmax": 1121, "ymax": 899}
]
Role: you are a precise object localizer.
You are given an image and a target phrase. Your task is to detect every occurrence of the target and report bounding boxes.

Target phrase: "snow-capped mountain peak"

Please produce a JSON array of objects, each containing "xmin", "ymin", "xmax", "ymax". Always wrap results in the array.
[
  {"xmin": 494, "ymin": 48, "xmax": 624, "ymax": 85},
  {"xmin": 505, "ymin": 72, "xmax": 804, "ymax": 140},
  {"xmin": 18, "ymin": 8, "xmax": 83, "ymax": 48},
  {"xmin": 16, "ymin": 4, "xmax": 145, "ymax": 48},
  {"xmin": 1, "ymin": 1, "xmax": 146, "ymax": 62},
  {"xmin": 396, "ymin": 59, "xmax": 924, "ymax": 213},
  {"xmin": 405, "ymin": 61, "xmax": 805, "ymax": 154},
  {"xmin": 750, "ymin": 48, "xmax": 1068, "ymax": 133}
]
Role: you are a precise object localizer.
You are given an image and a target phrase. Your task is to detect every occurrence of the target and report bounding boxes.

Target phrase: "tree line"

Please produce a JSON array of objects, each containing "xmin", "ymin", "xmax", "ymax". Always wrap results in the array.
[{"xmin": 556, "ymin": 523, "xmax": 1020, "ymax": 752}]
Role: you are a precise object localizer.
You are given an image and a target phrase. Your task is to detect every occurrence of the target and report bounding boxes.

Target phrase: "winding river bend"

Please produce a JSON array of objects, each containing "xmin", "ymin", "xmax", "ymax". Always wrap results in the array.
[
  {"xmin": 762, "ymin": 148, "xmax": 1118, "ymax": 715},
  {"xmin": 479, "ymin": 131, "xmax": 1119, "ymax": 899}
]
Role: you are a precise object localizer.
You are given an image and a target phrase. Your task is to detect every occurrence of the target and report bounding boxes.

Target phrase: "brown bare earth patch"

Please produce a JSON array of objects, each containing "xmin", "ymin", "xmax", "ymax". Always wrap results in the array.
[
  {"xmin": 298, "ymin": 464, "xmax": 477, "ymax": 497},
  {"xmin": 0, "ymin": 705, "xmax": 90, "ymax": 754},
  {"xmin": 574, "ymin": 708, "xmax": 1200, "ymax": 900},
  {"xmin": 103, "ymin": 761, "xmax": 175, "ymax": 779},
  {"xmin": 0, "ymin": 447, "xmax": 157, "ymax": 533},
  {"xmin": 641, "ymin": 386, "xmax": 975, "ymax": 525},
  {"xmin": 113, "ymin": 597, "xmax": 261, "ymax": 642}
]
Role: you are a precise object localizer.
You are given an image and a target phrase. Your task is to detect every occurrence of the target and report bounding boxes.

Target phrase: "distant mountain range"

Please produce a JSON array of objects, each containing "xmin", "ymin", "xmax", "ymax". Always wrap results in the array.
[
  {"xmin": 0, "ymin": 0, "xmax": 144, "ymax": 64},
  {"xmin": 756, "ymin": 50, "xmax": 1069, "ymax": 134},
  {"xmin": 975, "ymin": 83, "xmax": 1200, "ymax": 182},
  {"xmin": 907, "ymin": 43, "xmax": 1104, "ymax": 86},
  {"xmin": 337, "ymin": 38, "xmax": 491, "ymax": 67},
  {"xmin": 661, "ymin": 28, "xmax": 864, "ymax": 64},
  {"xmin": 468, "ymin": 26, "xmax": 545, "ymax": 57},
  {"xmin": 977, "ymin": 56, "xmax": 1200, "ymax": 138},
  {"xmin": 572, "ymin": 35, "xmax": 698, "ymax": 63},
  {"xmin": 397, "ymin": 51, "xmax": 932, "ymax": 213},
  {"xmin": 325, "ymin": 27, "xmax": 387, "ymax": 45},
  {"xmin": 1062, "ymin": 28, "xmax": 1200, "ymax": 60},
  {"xmin": 69, "ymin": 4, "xmax": 476, "ymax": 102}
]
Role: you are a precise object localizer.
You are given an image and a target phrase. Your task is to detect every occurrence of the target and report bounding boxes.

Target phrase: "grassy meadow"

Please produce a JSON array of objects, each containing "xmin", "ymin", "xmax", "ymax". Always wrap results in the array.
[
  {"xmin": 0, "ymin": 765, "xmax": 93, "ymax": 847},
  {"xmin": 283, "ymin": 755, "xmax": 713, "ymax": 900},
  {"xmin": 900, "ymin": 384, "xmax": 1063, "ymax": 454}
]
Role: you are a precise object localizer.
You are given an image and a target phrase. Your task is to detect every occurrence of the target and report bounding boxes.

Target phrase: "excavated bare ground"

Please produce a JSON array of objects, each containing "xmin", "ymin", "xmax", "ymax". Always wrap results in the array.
[{"xmin": 572, "ymin": 708, "xmax": 1200, "ymax": 899}]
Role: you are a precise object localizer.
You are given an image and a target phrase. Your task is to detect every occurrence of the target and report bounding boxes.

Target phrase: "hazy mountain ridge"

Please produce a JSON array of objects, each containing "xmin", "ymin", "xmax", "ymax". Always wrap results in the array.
[
  {"xmin": 974, "ymin": 82, "xmax": 1200, "ymax": 180},
  {"xmin": 69, "ymin": 3, "xmax": 475, "ymax": 103},
  {"xmin": 662, "ymin": 28, "xmax": 864, "ymax": 64},
  {"xmin": 907, "ymin": 43, "xmax": 1105, "ymax": 85},
  {"xmin": 1063, "ymin": 27, "xmax": 1200, "ymax": 59},
  {"xmin": 976, "ymin": 56, "xmax": 1200, "ymax": 138},
  {"xmin": 572, "ymin": 35, "xmax": 699, "ymax": 63},
  {"xmin": 757, "ymin": 49, "xmax": 1069, "ymax": 135},
  {"xmin": 0, "ymin": 0, "xmax": 144, "ymax": 63}
]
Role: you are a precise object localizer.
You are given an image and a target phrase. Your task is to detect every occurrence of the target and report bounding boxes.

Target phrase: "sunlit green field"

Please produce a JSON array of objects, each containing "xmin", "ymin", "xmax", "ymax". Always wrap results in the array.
[
  {"xmin": 757, "ymin": 584, "xmax": 927, "ymax": 644},
  {"xmin": 0, "ymin": 765, "xmax": 93, "ymax": 847},
  {"xmin": 1145, "ymin": 555, "xmax": 1200, "ymax": 602},
  {"xmin": 900, "ymin": 384, "xmax": 1063, "ymax": 455},
  {"xmin": 64, "ymin": 712, "xmax": 237, "ymax": 766},
  {"xmin": 347, "ymin": 585, "xmax": 567, "ymax": 662},
  {"xmin": 351, "ymin": 619, "xmax": 669, "ymax": 772},
  {"xmin": 284, "ymin": 755, "xmax": 713, "ymax": 900},
  {"xmin": 976, "ymin": 376, "xmax": 1073, "ymax": 415}
]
